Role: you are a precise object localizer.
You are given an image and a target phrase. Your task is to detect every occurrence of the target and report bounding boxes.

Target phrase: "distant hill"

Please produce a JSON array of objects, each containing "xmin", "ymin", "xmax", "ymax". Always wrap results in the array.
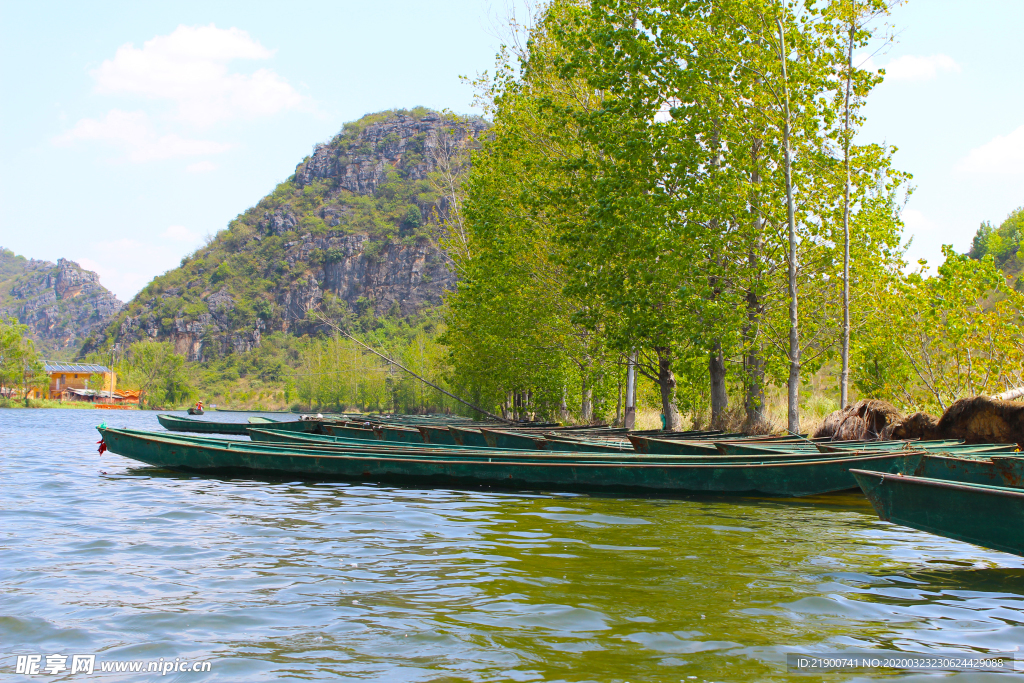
[
  {"xmin": 968, "ymin": 206, "xmax": 1024, "ymax": 286},
  {"xmin": 0, "ymin": 248, "xmax": 123, "ymax": 357},
  {"xmin": 84, "ymin": 108, "xmax": 487, "ymax": 361}
]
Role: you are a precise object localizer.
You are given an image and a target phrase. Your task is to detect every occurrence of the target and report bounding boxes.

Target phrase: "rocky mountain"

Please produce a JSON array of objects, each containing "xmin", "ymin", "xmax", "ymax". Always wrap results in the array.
[
  {"xmin": 0, "ymin": 248, "xmax": 124, "ymax": 356},
  {"xmin": 85, "ymin": 108, "xmax": 487, "ymax": 361}
]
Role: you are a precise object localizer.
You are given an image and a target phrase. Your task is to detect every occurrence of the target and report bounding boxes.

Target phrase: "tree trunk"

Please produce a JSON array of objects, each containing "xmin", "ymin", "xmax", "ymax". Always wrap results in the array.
[
  {"xmin": 840, "ymin": 23, "xmax": 854, "ymax": 409},
  {"xmin": 615, "ymin": 363, "xmax": 623, "ymax": 426},
  {"xmin": 655, "ymin": 346, "xmax": 681, "ymax": 430},
  {"xmin": 778, "ymin": 18, "xmax": 801, "ymax": 434},
  {"xmin": 624, "ymin": 350, "xmax": 637, "ymax": 429},
  {"xmin": 743, "ymin": 288, "xmax": 766, "ymax": 430},
  {"xmin": 744, "ymin": 141, "xmax": 766, "ymax": 431},
  {"xmin": 560, "ymin": 386, "xmax": 570, "ymax": 424},
  {"xmin": 580, "ymin": 376, "xmax": 593, "ymax": 424},
  {"xmin": 709, "ymin": 343, "xmax": 728, "ymax": 429},
  {"xmin": 707, "ymin": 125, "xmax": 728, "ymax": 430}
]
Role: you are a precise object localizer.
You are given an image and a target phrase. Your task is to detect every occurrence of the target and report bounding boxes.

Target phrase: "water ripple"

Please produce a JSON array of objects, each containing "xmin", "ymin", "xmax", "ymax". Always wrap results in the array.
[{"xmin": 2, "ymin": 408, "xmax": 1023, "ymax": 681}]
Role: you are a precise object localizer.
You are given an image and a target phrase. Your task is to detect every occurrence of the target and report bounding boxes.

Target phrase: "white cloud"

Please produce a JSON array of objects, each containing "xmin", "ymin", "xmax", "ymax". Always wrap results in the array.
[
  {"xmin": 162, "ymin": 225, "xmax": 200, "ymax": 242},
  {"xmin": 53, "ymin": 109, "xmax": 230, "ymax": 161},
  {"xmin": 902, "ymin": 208, "xmax": 937, "ymax": 235},
  {"xmin": 78, "ymin": 238, "xmax": 191, "ymax": 300},
  {"xmin": 900, "ymin": 209, "xmax": 944, "ymax": 271},
  {"xmin": 878, "ymin": 54, "xmax": 961, "ymax": 82},
  {"xmin": 186, "ymin": 160, "xmax": 217, "ymax": 173},
  {"xmin": 92, "ymin": 24, "xmax": 305, "ymax": 126},
  {"xmin": 957, "ymin": 124, "xmax": 1024, "ymax": 175}
]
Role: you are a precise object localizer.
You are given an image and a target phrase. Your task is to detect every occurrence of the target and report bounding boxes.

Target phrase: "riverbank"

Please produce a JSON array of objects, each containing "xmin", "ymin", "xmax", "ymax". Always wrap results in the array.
[{"xmin": 0, "ymin": 398, "xmax": 105, "ymax": 410}]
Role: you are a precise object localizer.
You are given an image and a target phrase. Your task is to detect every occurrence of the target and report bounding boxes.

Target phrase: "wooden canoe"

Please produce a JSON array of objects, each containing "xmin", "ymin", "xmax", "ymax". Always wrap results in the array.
[
  {"xmin": 628, "ymin": 436, "xmax": 721, "ymax": 456},
  {"xmin": 158, "ymin": 413, "xmax": 251, "ymax": 436},
  {"xmin": 448, "ymin": 426, "xmax": 491, "ymax": 448},
  {"xmin": 479, "ymin": 428, "xmax": 548, "ymax": 450},
  {"xmin": 417, "ymin": 425, "xmax": 460, "ymax": 445},
  {"xmin": 157, "ymin": 413, "xmax": 322, "ymax": 435},
  {"xmin": 852, "ymin": 464, "xmax": 1024, "ymax": 556},
  {"xmin": 379, "ymin": 425, "xmax": 426, "ymax": 444},
  {"xmin": 245, "ymin": 429, "xmax": 920, "ymax": 467},
  {"xmin": 323, "ymin": 424, "xmax": 379, "ymax": 440},
  {"xmin": 911, "ymin": 453, "xmax": 1024, "ymax": 488},
  {"xmin": 99, "ymin": 427, "xmax": 919, "ymax": 497}
]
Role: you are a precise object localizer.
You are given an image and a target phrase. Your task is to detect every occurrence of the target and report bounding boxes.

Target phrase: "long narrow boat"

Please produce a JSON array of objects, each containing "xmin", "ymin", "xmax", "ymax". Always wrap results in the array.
[
  {"xmin": 379, "ymin": 426, "xmax": 425, "ymax": 443},
  {"xmin": 480, "ymin": 429, "xmax": 548, "ymax": 450},
  {"xmin": 544, "ymin": 436, "xmax": 635, "ymax": 453},
  {"xmin": 448, "ymin": 426, "xmax": 491, "ymax": 448},
  {"xmin": 852, "ymin": 466, "xmax": 1024, "ymax": 556},
  {"xmin": 246, "ymin": 428, "xmax": 918, "ymax": 466},
  {"xmin": 629, "ymin": 436, "xmax": 721, "ymax": 456},
  {"xmin": 157, "ymin": 414, "xmax": 320, "ymax": 435},
  {"xmin": 158, "ymin": 413, "xmax": 252, "ymax": 436},
  {"xmin": 715, "ymin": 441, "xmax": 820, "ymax": 456},
  {"xmin": 253, "ymin": 432, "xmax": 1024, "ymax": 482},
  {"xmin": 417, "ymin": 425, "xmax": 460, "ymax": 445},
  {"xmin": 324, "ymin": 424, "xmax": 378, "ymax": 440},
  {"xmin": 99, "ymin": 427, "xmax": 918, "ymax": 496},
  {"xmin": 911, "ymin": 453, "xmax": 1024, "ymax": 487},
  {"xmin": 255, "ymin": 419, "xmax": 326, "ymax": 434}
]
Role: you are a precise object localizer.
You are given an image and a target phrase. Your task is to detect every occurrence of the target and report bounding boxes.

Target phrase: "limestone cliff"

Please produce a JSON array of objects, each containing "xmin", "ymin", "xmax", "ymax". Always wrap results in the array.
[
  {"xmin": 0, "ymin": 249, "xmax": 124, "ymax": 356},
  {"xmin": 87, "ymin": 108, "xmax": 484, "ymax": 361}
]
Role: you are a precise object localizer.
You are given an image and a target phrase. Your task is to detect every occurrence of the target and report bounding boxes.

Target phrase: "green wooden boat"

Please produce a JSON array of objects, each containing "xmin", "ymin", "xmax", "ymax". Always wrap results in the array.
[
  {"xmin": 255, "ymin": 419, "xmax": 325, "ymax": 434},
  {"xmin": 629, "ymin": 436, "xmax": 721, "ymax": 456},
  {"xmin": 480, "ymin": 429, "xmax": 548, "ymax": 450},
  {"xmin": 852, "ymin": 465, "xmax": 1024, "ymax": 556},
  {"xmin": 448, "ymin": 426, "xmax": 491, "ymax": 448},
  {"xmin": 911, "ymin": 453, "xmax": 1024, "ymax": 488},
  {"xmin": 158, "ymin": 414, "xmax": 328, "ymax": 436},
  {"xmin": 323, "ymin": 424, "xmax": 379, "ymax": 440},
  {"xmin": 247, "ymin": 429, "xmax": 919, "ymax": 467},
  {"xmin": 380, "ymin": 426, "xmax": 425, "ymax": 444},
  {"xmin": 158, "ymin": 413, "xmax": 254, "ymax": 436},
  {"xmin": 417, "ymin": 426, "xmax": 460, "ymax": 445},
  {"xmin": 544, "ymin": 436, "xmax": 634, "ymax": 453},
  {"xmin": 252, "ymin": 429, "xmax": 509, "ymax": 452},
  {"xmin": 714, "ymin": 441, "xmax": 820, "ymax": 456},
  {"xmin": 99, "ymin": 427, "xmax": 918, "ymax": 496}
]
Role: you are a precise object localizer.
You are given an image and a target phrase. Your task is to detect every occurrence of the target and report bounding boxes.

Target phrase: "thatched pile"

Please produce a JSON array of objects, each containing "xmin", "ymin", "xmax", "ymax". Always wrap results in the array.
[
  {"xmin": 892, "ymin": 396, "xmax": 1024, "ymax": 447},
  {"xmin": 814, "ymin": 395, "xmax": 1024, "ymax": 447},
  {"xmin": 812, "ymin": 399, "xmax": 903, "ymax": 441}
]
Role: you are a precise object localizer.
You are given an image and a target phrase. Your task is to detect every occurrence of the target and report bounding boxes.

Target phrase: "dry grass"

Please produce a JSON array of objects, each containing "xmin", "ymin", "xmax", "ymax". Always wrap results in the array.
[
  {"xmin": 633, "ymin": 407, "xmax": 668, "ymax": 431},
  {"xmin": 626, "ymin": 386, "xmax": 842, "ymax": 436}
]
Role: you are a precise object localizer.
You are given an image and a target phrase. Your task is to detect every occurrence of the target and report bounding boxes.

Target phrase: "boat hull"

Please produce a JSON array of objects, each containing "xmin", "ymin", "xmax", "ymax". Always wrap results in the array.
[
  {"xmin": 852, "ymin": 467, "xmax": 1024, "ymax": 556},
  {"xmin": 323, "ymin": 424, "xmax": 379, "ymax": 440},
  {"xmin": 158, "ymin": 414, "xmax": 250, "ymax": 435},
  {"xmin": 158, "ymin": 413, "xmax": 316, "ymax": 436},
  {"xmin": 448, "ymin": 426, "xmax": 490, "ymax": 448},
  {"xmin": 100, "ymin": 428, "xmax": 918, "ymax": 497}
]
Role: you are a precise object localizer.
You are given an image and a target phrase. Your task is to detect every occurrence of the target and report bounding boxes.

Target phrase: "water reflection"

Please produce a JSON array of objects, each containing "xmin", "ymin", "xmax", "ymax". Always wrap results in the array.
[{"xmin": 1, "ymin": 409, "xmax": 1022, "ymax": 681}]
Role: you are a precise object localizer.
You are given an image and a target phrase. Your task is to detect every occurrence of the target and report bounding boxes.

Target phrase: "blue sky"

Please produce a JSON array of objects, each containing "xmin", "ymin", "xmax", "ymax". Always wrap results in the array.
[{"xmin": 1, "ymin": 0, "xmax": 1022, "ymax": 301}]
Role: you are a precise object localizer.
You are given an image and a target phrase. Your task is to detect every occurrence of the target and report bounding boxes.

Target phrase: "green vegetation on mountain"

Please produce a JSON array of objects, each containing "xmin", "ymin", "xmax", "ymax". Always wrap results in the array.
[
  {"xmin": 84, "ymin": 108, "xmax": 483, "ymax": 361},
  {"xmin": 71, "ymin": 108, "xmax": 486, "ymax": 412},
  {"xmin": 0, "ymin": 248, "xmax": 123, "ymax": 357},
  {"xmin": 968, "ymin": 207, "xmax": 1024, "ymax": 284}
]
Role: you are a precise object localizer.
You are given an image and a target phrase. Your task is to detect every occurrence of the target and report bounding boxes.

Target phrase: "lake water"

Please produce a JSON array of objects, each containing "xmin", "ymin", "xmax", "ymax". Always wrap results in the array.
[{"xmin": 2, "ymin": 408, "xmax": 1023, "ymax": 682}]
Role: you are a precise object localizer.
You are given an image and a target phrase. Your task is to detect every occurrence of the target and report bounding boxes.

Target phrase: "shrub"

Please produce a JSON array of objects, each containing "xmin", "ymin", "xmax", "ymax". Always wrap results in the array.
[{"xmin": 211, "ymin": 262, "xmax": 233, "ymax": 283}]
